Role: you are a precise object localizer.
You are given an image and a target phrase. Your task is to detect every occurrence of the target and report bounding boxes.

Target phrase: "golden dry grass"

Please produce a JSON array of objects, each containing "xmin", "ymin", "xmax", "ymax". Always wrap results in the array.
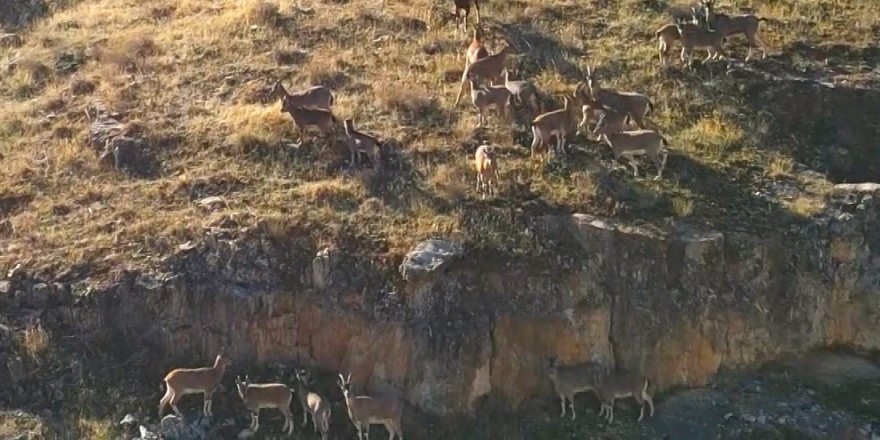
[
  {"xmin": 21, "ymin": 323, "xmax": 50, "ymax": 362},
  {"xmin": 1, "ymin": 0, "xmax": 877, "ymax": 276}
]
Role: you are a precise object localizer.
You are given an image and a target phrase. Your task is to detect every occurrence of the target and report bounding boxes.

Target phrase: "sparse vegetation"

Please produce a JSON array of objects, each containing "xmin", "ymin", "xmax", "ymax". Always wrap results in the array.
[
  {"xmin": 21, "ymin": 323, "xmax": 49, "ymax": 363},
  {"xmin": 0, "ymin": 0, "xmax": 878, "ymax": 280}
]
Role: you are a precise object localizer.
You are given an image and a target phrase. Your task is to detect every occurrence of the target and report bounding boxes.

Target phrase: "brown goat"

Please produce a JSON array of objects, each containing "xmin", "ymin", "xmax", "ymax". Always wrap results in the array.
[
  {"xmin": 701, "ymin": 0, "xmax": 768, "ymax": 60},
  {"xmin": 466, "ymin": 26, "xmax": 489, "ymax": 65},
  {"xmin": 454, "ymin": 44, "xmax": 512, "ymax": 106},
  {"xmin": 474, "ymin": 144, "xmax": 499, "ymax": 198}
]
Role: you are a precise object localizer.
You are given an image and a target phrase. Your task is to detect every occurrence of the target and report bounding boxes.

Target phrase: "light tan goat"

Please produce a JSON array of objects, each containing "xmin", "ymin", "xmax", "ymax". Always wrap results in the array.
[
  {"xmin": 502, "ymin": 69, "xmax": 541, "ymax": 114},
  {"xmin": 677, "ymin": 17, "xmax": 728, "ymax": 65},
  {"xmin": 593, "ymin": 108, "xmax": 669, "ymax": 180},
  {"xmin": 469, "ymin": 80, "xmax": 512, "ymax": 127},
  {"xmin": 466, "ymin": 26, "xmax": 489, "ymax": 65},
  {"xmin": 294, "ymin": 369, "xmax": 331, "ymax": 440},
  {"xmin": 158, "ymin": 350, "xmax": 232, "ymax": 419},
  {"xmin": 584, "ymin": 66, "xmax": 654, "ymax": 129},
  {"xmin": 338, "ymin": 373, "xmax": 404, "ymax": 440},
  {"xmin": 573, "ymin": 82, "xmax": 611, "ymax": 135},
  {"xmin": 272, "ymin": 81, "xmax": 335, "ymax": 111},
  {"xmin": 529, "ymin": 94, "xmax": 576, "ymax": 161},
  {"xmin": 454, "ymin": 44, "xmax": 512, "ymax": 106},
  {"xmin": 280, "ymin": 100, "xmax": 338, "ymax": 144},
  {"xmin": 547, "ymin": 357, "xmax": 604, "ymax": 421},
  {"xmin": 702, "ymin": 0, "xmax": 767, "ymax": 61},
  {"xmin": 474, "ymin": 144, "xmax": 499, "ymax": 198},
  {"xmin": 343, "ymin": 118, "xmax": 382, "ymax": 169},
  {"xmin": 655, "ymin": 23, "xmax": 682, "ymax": 66},
  {"xmin": 593, "ymin": 370, "xmax": 655, "ymax": 424},
  {"xmin": 235, "ymin": 375, "xmax": 295, "ymax": 435}
]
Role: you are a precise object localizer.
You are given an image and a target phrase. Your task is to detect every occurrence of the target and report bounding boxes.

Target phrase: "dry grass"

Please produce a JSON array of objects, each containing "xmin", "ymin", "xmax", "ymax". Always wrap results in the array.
[
  {"xmin": 21, "ymin": 323, "xmax": 50, "ymax": 362},
  {"xmin": 1, "ymin": 0, "xmax": 877, "ymax": 277}
]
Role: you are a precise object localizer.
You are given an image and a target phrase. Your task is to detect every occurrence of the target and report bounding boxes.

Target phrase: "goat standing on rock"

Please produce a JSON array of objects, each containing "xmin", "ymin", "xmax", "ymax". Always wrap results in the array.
[
  {"xmin": 338, "ymin": 373, "xmax": 404, "ymax": 440},
  {"xmin": 158, "ymin": 350, "xmax": 232, "ymax": 419},
  {"xmin": 235, "ymin": 375, "xmax": 295, "ymax": 435}
]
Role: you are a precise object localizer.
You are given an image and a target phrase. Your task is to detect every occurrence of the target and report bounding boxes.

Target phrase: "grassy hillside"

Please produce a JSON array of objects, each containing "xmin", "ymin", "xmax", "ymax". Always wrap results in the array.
[{"xmin": 1, "ymin": 0, "xmax": 879, "ymax": 278}]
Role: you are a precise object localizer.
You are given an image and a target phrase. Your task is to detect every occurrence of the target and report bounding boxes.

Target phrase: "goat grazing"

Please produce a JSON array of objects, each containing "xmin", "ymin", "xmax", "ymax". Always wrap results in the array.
[
  {"xmin": 502, "ymin": 69, "xmax": 541, "ymax": 114},
  {"xmin": 469, "ymin": 79, "xmax": 512, "ymax": 127},
  {"xmin": 677, "ymin": 14, "xmax": 728, "ymax": 65},
  {"xmin": 272, "ymin": 81, "xmax": 334, "ymax": 111},
  {"xmin": 529, "ymin": 94, "xmax": 576, "ymax": 160},
  {"xmin": 338, "ymin": 373, "xmax": 404, "ymax": 440},
  {"xmin": 452, "ymin": 0, "xmax": 481, "ymax": 37},
  {"xmin": 593, "ymin": 109, "xmax": 669, "ymax": 180},
  {"xmin": 474, "ymin": 144, "xmax": 499, "ymax": 198},
  {"xmin": 655, "ymin": 23, "xmax": 682, "ymax": 66},
  {"xmin": 343, "ymin": 118, "xmax": 382, "ymax": 169},
  {"xmin": 235, "ymin": 375, "xmax": 295, "ymax": 435},
  {"xmin": 701, "ymin": 0, "xmax": 767, "ymax": 61},
  {"xmin": 584, "ymin": 66, "xmax": 654, "ymax": 129},
  {"xmin": 454, "ymin": 44, "xmax": 512, "ymax": 106},
  {"xmin": 547, "ymin": 357, "xmax": 604, "ymax": 421},
  {"xmin": 594, "ymin": 370, "xmax": 655, "ymax": 424},
  {"xmin": 294, "ymin": 369, "xmax": 332, "ymax": 440},
  {"xmin": 466, "ymin": 26, "xmax": 489, "ymax": 65},
  {"xmin": 159, "ymin": 350, "xmax": 232, "ymax": 419},
  {"xmin": 280, "ymin": 101, "xmax": 338, "ymax": 145}
]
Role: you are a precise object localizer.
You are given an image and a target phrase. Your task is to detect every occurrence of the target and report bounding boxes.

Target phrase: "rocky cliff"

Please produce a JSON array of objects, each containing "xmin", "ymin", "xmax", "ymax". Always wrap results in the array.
[{"xmin": 2, "ymin": 184, "xmax": 879, "ymax": 417}]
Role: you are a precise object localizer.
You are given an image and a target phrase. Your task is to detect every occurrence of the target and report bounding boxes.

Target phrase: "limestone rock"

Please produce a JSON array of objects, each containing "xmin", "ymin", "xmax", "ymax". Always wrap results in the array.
[
  {"xmin": 304, "ymin": 246, "xmax": 339, "ymax": 290},
  {"xmin": 399, "ymin": 239, "xmax": 463, "ymax": 281},
  {"xmin": 158, "ymin": 414, "xmax": 206, "ymax": 440},
  {"xmin": 7, "ymin": 355, "xmax": 26, "ymax": 384}
]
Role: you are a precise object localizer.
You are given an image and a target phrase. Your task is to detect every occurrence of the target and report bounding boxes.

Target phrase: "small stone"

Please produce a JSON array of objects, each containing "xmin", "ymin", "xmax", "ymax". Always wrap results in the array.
[
  {"xmin": 238, "ymin": 428, "xmax": 256, "ymax": 439},
  {"xmin": 139, "ymin": 425, "xmax": 159, "ymax": 439},
  {"xmin": 120, "ymin": 413, "xmax": 137, "ymax": 426},
  {"xmin": 757, "ymin": 415, "xmax": 767, "ymax": 424},
  {"xmin": 742, "ymin": 414, "xmax": 757, "ymax": 423},
  {"xmin": 724, "ymin": 412, "xmax": 734, "ymax": 420},
  {"xmin": 806, "ymin": 389, "xmax": 816, "ymax": 396},
  {"xmin": 197, "ymin": 196, "xmax": 228, "ymax": 211},
  {"xmin": 777, "ymin": 416, "xmax": 787, "ymax": 425},
  {"xmin": 7, "ymin": 356, "xmax": 26, "ymax": 383}
]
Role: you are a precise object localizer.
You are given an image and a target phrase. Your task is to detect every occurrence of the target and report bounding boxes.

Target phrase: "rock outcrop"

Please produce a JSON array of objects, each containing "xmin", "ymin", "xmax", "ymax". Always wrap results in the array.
[{"xmin": 3, "ymin": 185, "xmax": 880, "ymax": 416}]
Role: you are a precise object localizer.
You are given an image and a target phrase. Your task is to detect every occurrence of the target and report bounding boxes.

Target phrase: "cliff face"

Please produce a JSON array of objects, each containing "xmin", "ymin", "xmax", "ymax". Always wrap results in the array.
[{"xmin": 3, "ymin": 185, "xmax": 879, "ymax": 416}]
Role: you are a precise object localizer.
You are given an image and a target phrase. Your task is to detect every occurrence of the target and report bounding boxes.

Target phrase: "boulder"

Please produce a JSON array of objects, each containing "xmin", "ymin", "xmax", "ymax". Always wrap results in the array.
[{"xmin": 399, "ymin": 239, "xmax": 463, "ymax": 282}]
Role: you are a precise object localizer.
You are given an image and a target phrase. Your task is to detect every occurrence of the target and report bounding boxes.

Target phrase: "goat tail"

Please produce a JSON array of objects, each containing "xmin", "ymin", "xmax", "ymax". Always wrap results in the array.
[
  {"xmin": 758, "ymin": 17, "xmax": 768, "ymax": 22},
  {"xmin": 647, "ymin": 99, "xmax": 655, "ymax": 115},
  {"xmin": 329, "ymin": 93, "xmax": 335, "ymax": 106},
  {"xmin": 661, "ymin": 135, "xmax": 669, "ymax": 147}
]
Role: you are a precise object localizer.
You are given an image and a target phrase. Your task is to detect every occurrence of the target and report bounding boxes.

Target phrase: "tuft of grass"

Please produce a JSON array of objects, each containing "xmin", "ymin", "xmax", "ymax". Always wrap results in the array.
[
  {"xmin": 21, "ymin": 323, "xmax": 50, "ymax": 362},
  {"xmin": 767, "ymin": 154, "xmax": 795, "ymax": 178},
  {"xmin": 673, "ymin": 196, "xmax": 694, "ymax": 218},
  {"xmin": 786, "ymin": 196, "xmax": 826, "ymax": 217},
  {"xmin": 244, "ymin": 0, "xmax": 280, "ymax": 27}
]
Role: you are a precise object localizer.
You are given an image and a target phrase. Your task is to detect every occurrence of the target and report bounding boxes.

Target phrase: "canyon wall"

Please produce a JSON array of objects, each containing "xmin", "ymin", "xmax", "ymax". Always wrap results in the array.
[{"xmin": 2, "ymin": 184, "xmax": 879, "ymax": 416}]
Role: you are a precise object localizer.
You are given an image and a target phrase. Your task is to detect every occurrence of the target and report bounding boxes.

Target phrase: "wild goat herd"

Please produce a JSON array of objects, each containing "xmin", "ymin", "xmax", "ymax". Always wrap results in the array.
[
  {"xmin": 157, "ymin": 350, "xmax": 653, "ymax": 439},
  {"xmin": 271, "ymin": 0, "xmax": 768, "ymax": 199},
  {"xmin": 154, "ymin": 0, "xmax": 771, "ymax": 438}
]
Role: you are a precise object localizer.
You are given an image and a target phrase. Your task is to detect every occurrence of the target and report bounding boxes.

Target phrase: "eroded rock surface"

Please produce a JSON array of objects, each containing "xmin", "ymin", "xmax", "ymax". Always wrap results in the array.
[{"xmin": 3, "ymin": 185, "xmax": 880, "ymax": 417}]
